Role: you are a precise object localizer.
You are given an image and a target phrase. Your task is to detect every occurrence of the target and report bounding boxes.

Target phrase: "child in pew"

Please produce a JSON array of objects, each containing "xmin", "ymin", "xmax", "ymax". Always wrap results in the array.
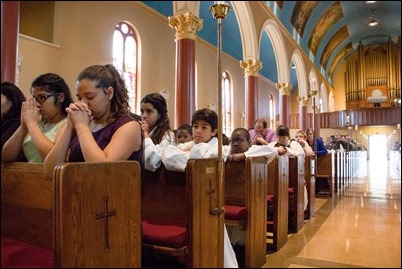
[
  {"xmin": 228, "ymin": 125, "xmax": 308, "ymax": 212},
  {"xmin": 175, "ymin": 123, "xmax": 192, "ymax": 144},
  {"xmin": 294, "ymin": 130, "xmax": 312, "ymax": 212},
  {"xmin": 2, "ymin": 73, "xmax": 74, "ymax": 163},
  {"xmin": 162, "ymin": 108, "xmax": 238, "ymax": 268},
  {"xmin": 43, "ymin": 64, "xmax": 144, "ymax": 179},
  {"xmin": 294, "ymin": 130, "xmax": 314, "ymax": 156},
  {"xmin": 140, "ymin": 93, "xmax": 175, "ymax": 171}
]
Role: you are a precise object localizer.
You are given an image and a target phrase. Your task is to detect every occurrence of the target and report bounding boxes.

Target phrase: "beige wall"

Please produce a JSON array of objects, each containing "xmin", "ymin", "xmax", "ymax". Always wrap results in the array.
[
  {"xmin": 17, "ymin": 1, "xmax": 280, "ymax": 130},
  {"xmin": 16, "ymin": 1, "xmax": 370, "ymax": 134},
  {"xmin": 331, "ymin": 60, "xmax": 347, "ymax": 111}
]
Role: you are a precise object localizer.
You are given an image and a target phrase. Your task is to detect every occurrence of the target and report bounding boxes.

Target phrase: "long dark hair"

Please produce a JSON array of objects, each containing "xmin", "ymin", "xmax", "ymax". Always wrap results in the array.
[
  {"xmin": 140, "ymin": 93, "xmax": 172, "ymax": 144},
  {"xmin": 1, "ymin": 82, "xmax": 26, "ymax": 119},
  {"xmin": 77, "ymin": 64, "xmax": 130, "ymax": 124}
]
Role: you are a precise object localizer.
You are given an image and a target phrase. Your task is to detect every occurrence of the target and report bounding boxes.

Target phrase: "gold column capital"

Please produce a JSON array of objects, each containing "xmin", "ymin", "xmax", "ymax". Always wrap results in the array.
[
  {"xmin": 297, "ymin": 96, "xmax": 309, "ymax": 106},
  {"xmin": 276, "ymin": 82, "xmax": 291, "ymax": 95},
  {"xmin": 240, "ymin": 59, "xmax": 262, "ymax": 77},
  {"xmin": 168, "ymin": 12, "xmax": 203, "ymax": 40},
  {"xmin": 312, "ymin": 105, "xmax": 320, "ymax": 113}
]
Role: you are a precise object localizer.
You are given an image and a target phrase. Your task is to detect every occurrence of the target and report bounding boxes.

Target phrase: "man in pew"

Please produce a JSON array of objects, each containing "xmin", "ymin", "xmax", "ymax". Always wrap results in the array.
[
  {"xmin": 227, "ymin": 125, "xmax": 301, "ymax": 161},
  {"xmin": 44, "ymin": 64, "xmax": 144, "ymax": 179},
  {"xmin": 162, "ymin": 108, "xmax": 238, "ymax": 268}
]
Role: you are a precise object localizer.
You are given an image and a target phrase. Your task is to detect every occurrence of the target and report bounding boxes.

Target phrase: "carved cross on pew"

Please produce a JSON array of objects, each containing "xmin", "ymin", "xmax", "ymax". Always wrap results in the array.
[
  {"xmin": 258, "ymin": 171, "xmax": 263, "ymax": 197},
  {"xmin": 206, "ymin": 169, "xmax": 224, "ymax": 216},
  {"xmin": 96, "ymin": 196, "xmax": 116, "ymax": 250}
]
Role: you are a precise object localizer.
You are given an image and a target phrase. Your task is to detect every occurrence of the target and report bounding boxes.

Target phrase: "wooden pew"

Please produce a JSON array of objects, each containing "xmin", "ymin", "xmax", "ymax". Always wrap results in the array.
[
  {"xmin": 266, "ymin": 155, "xmax": 289, "ymax": 252},
  {"xmin": 224, "ymin": 156, "xmax": 268, "ymax": 268},
  {"xmin": 316, "ymin": 152, "xmax": 335, "ymax": 197},
  {"xmin": 1, "ymin": 161, "xmax": 142, "ymax": 268},
  {"xmin": 141, "ymin": 158, "xmax": 224, "ymax": 268},
  {"xmin": 288, "ymin": 156, "xmax": 305, "ymax": 233},
  {"xmin": 1, "ymin": 162, "xmax": 53, "ymax": 250},
  {"xmin": 304, "ymin": 155, "xmax": 316, "ymax": 219}
]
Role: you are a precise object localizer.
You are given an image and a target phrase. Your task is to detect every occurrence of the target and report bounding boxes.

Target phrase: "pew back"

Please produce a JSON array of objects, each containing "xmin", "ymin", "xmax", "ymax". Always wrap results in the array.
[
  {"xmin": 1, "ymin": 162, "xmax": 52, "ymax": 249},
  {"xmin": 141, "ymin": 158, "xmax": 224, "ymax": 268},
  {"xmin": 53, "ymin": 161, "xmax": 141, "ymax": 268},
  {"xmin": 1, "ymin": 161, "xmax": 142, "ymax": 268}
]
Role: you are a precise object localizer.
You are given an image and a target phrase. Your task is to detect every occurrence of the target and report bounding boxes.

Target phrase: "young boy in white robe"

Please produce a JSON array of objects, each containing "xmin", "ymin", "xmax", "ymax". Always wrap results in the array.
[{"xmin": 162, "ymin": 108, "xmax": 237, "ymax": 268}]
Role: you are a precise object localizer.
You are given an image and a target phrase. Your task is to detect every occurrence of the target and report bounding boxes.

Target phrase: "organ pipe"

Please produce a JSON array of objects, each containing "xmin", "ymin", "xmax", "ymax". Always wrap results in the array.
[{"xmin": 344, "ymin": 41, "xmax": 401, "ymax": 105}]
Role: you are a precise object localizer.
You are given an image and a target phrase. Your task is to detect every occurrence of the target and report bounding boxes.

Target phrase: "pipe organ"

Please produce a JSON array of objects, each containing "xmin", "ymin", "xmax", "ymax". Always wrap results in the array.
[{"xmin": 344, "ymin": 38, "xmax": 401, "ymax": 109}]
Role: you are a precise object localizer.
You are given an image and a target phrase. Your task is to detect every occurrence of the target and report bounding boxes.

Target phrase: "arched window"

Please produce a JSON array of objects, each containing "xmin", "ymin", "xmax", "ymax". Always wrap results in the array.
[
  {"xmin": 113, "ymin": 21, "xmax": 138, "ymax": 113},
  {"xmin": 269, "ymin": 94, "xmax": 275, "ymax": 129},
  {"xmin": 222, "ymin": 71, "xmax": 232, "ymax": 136}
]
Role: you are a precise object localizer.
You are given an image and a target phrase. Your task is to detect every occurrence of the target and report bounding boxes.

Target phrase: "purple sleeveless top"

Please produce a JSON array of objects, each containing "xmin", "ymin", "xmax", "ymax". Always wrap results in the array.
[{"xmin": 68, "ymin": 115, "xmax": 144, "ymax": 167}]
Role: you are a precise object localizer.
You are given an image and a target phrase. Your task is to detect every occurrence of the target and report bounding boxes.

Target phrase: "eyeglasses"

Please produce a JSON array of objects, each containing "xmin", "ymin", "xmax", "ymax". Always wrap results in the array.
[
  {"xmin": 34, "ymin": 93, "xmax": 58, "ymax": 104},
  {"xmin": 231, "ymin": 137, "xmax": 248, "ymax": 144}
]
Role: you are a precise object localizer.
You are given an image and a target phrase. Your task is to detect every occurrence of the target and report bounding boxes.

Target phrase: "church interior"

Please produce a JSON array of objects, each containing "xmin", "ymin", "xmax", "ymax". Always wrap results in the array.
[{"xmin": 1, "ymin": 1, "xmax": 401, "ymax": 268}]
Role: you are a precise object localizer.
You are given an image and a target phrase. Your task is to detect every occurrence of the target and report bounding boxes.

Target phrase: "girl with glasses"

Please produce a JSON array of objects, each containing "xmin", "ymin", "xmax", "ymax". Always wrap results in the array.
[{"xmin": 2, "ymin": 73, "xmax": 73, "ymax": 162}]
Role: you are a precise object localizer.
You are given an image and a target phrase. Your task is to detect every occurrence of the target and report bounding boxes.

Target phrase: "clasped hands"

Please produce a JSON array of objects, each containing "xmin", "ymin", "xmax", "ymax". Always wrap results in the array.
[{"xmin": 65, "ymin": 101, "xmax": 93, "ymax": 129}]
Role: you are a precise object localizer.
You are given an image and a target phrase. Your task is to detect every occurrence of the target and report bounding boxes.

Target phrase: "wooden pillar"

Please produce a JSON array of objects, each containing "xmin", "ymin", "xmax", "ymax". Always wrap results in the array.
[
  {"xmin": 1, "ymin": 1, "xmax": 20, "ymax": 83},
  {"xmin": 168, "ymin": 12, "xmax": 202, "ymax": 128},
  {"xmin": 276, "ymin": 82, "xmax": 291, "ymax": 127},
  {"xmin": 240, "ymin": 59, "xmax": 262, "ymax": 129}
]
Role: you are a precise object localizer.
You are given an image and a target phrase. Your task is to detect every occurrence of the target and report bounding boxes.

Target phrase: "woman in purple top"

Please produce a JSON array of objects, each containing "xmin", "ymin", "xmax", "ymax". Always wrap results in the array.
[
  {"xmin": 44, "ymin": 64, "xmax": 143, "ymax": 179},
  {"xmin": 249, "ymin": 118, "xmax": 277, "ymax": 145}
]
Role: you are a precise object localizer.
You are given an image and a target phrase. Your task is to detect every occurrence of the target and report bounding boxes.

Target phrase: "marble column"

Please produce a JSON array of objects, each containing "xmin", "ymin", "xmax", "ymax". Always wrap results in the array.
[
  {"xmin": 240, "ymin": 59, "xmax": 262, "ymax": 129},
  {"xmin": 168, "ymin": 12, "xmax": 203, "ymax": 128}
]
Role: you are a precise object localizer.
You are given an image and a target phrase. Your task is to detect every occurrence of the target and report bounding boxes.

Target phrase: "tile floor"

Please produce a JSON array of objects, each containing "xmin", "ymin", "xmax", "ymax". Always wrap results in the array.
[{"xmin": 264, "ymin": 154, "xmax": 401, "ymax": 268}]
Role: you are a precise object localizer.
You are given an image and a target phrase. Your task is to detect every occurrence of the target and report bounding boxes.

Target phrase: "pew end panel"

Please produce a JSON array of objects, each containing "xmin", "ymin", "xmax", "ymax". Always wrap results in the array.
[
  {"xmin": 267, "ymin": 155, "xmax": 289, "ymax": 252},
  {"xmin": 224, "ymin": 156, "xmax": 268, "ymax": 268},
  {"xmin": 316, "ymin": 152, "xmax": 335, "ymax": 197},
  {"xmin": 305, "ymin": 156, "xmax": 316, "ymax": 219},
  {"xmin": 1, "ymin": 162, "xmax": 53, "ymax": 249},
  {"xmin": 187, "ymin": 158, "xmax": 224, "ymax": 268},
  {"xmin": 288, "ymin": 156, "xmax": 305, "ymax": 234},
  {"xmin": 53, "ymin": 161, "xmax": 142, "ymax": 268}
]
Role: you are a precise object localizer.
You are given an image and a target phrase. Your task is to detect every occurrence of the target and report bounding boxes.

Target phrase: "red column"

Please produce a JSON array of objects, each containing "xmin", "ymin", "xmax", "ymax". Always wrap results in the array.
[
  {"xmin": 240, "ymin": 59, "xmax": 262, "ymax": 129},
  {"xmin": 1, "ymin": 1, "xmax": 20, "ymax": 83},
  {"xmin": 168, "ymin": 13, "xmax": 202, "ymax": 128},
  {"xmin": 276, "ymin": 82, "xmax": 291, "ymax": 127},
  {"xmin": 298, "ymin": 96, "xmax": 308, "ymax": 130},
  {"xmin": 245, "ymin": 76, "xmax": 258, "ymax": 129},
  {"xmin": 175, "ymin": 39, "xmax": 195, "ymax": 126}
]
